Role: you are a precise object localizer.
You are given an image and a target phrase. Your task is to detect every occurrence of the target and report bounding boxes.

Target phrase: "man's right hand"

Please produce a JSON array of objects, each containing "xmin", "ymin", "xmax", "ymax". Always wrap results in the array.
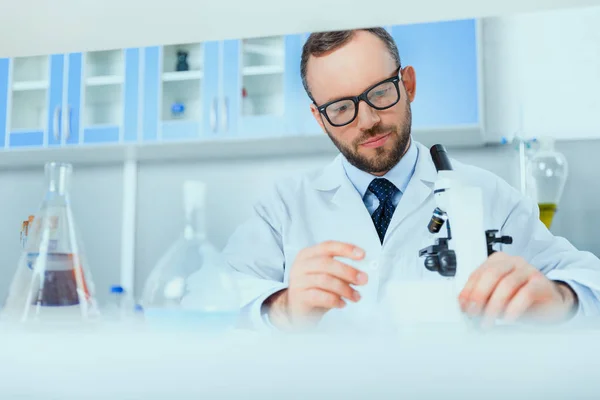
[{"xmin": 263, "ymin": 241, "xmax": 368, "ymax": 330}]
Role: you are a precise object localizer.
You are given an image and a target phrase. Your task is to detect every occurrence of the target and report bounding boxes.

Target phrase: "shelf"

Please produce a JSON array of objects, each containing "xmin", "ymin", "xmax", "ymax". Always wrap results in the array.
[
  {"xmin": 242, "ymin": 65, "xmax": 284, "ymax": 76},
  {"xmin": 86, "ymin": 75, "xmax": 124, "ymax": 86},
  {"xmin": 242, "ymin": 73, "xmax": 284, "ymax": 116},
  {"xmin": 84, "ymin": 84, "xmax": 122, "ymax": 126},
  {"xmin": 0, "ymin": 126, "xmax": 486, "ymax": 170},
  {"xmin": 12, "ymin": 55, "xmax": 48, "ymax": 82},
  {"xmin": 10, "ymin": 88, "xmax": 47, "ymax": 132},
  {"xmin": 12, "ymin": 80, "xmax": 49, "ymax": 91},
  {"xmin": 162, "ymin": 70, "xmax": 203, "ymax": 82},
  {"xmin": 161, "ymin": 79, "xmax": 202, "ymax": 122},
  {"xmin": 85, "ymin": 50, "xmax": 123, "ymax": 78}
]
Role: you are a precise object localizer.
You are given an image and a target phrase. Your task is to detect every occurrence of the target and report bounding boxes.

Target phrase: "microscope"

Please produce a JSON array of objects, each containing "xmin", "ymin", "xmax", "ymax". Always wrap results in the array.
[{"xmin": 419, "ymin": 144, "xmax": 513, "ymax": 277}]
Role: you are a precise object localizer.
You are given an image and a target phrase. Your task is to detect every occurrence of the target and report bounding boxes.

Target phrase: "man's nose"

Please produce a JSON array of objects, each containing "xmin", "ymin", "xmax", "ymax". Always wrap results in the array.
[{"xmin": 356, "ymin": 101, "xmax": 381, "ymax": 131}]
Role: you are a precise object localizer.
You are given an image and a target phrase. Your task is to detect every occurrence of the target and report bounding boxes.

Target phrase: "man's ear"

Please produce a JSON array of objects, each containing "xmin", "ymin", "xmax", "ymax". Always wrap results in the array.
[
  {"xmin": 401, "ymin": 66, "xmax": 416, "ymax": 103},
  {"xmin": 310, "ymin": 103, "xmax": 327, "ymax": 133}
]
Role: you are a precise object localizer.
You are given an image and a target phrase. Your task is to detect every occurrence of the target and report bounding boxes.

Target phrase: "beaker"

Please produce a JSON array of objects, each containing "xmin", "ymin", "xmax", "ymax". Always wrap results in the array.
[{"xmin": 1, "ymin": 162, "xmax": 100, "ymax": 325}]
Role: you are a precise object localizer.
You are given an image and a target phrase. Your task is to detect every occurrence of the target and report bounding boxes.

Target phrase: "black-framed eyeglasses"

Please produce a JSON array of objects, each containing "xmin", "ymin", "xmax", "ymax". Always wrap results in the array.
[{"xmin": 314, "ymin": 66, "xmax": 402, "ymax": 127}]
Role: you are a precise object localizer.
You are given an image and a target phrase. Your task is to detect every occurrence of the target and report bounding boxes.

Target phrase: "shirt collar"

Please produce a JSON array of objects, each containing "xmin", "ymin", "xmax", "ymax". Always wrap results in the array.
[{"xmin": 341, "ymin": 137, "xmax": 418, "ymax": 198}]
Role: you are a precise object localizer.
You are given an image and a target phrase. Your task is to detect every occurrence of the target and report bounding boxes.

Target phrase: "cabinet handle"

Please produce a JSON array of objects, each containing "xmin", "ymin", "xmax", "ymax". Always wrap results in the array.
[
  {"xmin": 210, "ymin": 98, "xmax": 217, "ymax": 132},
  {"xmin": 53, "ymin": 106, "xmax": 60, "ymax": 140},
  {"xmin": 221, "ymin": 97, "xmax": 228, "ymax": 133},
  {"xmin": 65, "ymin": 106, "xmax": 71, "ymax": 140}
]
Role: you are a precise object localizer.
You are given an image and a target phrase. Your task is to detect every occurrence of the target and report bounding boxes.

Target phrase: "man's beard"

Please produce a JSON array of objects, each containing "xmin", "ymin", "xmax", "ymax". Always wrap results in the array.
[{"xmin": 325, "ymin": 101, "xmax": 412, "ymax": 175}]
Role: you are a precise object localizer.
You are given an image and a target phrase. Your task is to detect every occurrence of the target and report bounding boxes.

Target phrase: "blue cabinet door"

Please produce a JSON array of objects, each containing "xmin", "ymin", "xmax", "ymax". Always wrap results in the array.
[
  {"xmin": 201, "ymin": 41, "xmax": 220, "ymax": 138},
  {"xmin": 80, "ymin": 49, "xmax": 138, "ymax": 145},
  {"xmin": 391, "ymin": 19, "xmax": 479, "ymax": 129},
  {"xmin": 46, "ymin": 54, "xmax": 65, "ymax": 147},
  {"xmin": 7, "ymin": 54, "xmax": 64, "ymax": 148},
  {"xmin": 66, "ymin": 53, "xmax": 82, "ymax": 145},
  {"xmin": 142, "ymin": 46, "xmax": 160, "ymax": 142},
  {"xmin": 123, "ymin": 48, "xmax": 140, "ymax": 143},
  {"xmin": 222, "ymin": 35, "xmax": 303, "ymax": 138},
  {"xmin": 221, "ymin": 39, "xmax": 240, "ymax": 137},
  {"xmin": 143, "ymin": 42, "xmax": 219, "ymax": 142},
  {"xmin": 0, "ymin": 58, "xmax": 8, "ymax": 148}
]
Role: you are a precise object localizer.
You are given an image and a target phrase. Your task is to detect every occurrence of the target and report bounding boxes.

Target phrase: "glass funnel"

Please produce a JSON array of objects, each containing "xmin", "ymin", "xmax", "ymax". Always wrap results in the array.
[{"xmin": 1, "ymin": 162, "xmax": 99, "ymax": 325}]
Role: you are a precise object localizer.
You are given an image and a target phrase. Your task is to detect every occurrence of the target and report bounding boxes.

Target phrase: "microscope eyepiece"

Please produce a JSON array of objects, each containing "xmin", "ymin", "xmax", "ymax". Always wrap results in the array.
[{"xmin": 430, "ymin": 144, "xmax": 453, "ymax": 172}]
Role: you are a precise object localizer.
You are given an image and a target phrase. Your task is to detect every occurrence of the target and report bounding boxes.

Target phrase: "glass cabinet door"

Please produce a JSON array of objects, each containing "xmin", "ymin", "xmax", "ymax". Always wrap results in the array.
[
  {"xmin": 223, "ymin": 34, "xmax": 302, "ymax": 138},
  {"xmin": 79, "ymin": 49, "xmax": 125, "ymax": 144},
  {"xmin": 142, "ymin": 41, "xmax": 218, "ymax": 141},
  {"xmin": 6, "ymin": 55, "xmax": 58, "ymax": 147}
]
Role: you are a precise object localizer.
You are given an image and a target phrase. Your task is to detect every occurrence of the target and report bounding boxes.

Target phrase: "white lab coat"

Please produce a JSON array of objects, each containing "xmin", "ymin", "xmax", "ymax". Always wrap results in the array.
[{"xmin": 222, "ymin": 140, "xmax": 600, "ymax": 330}]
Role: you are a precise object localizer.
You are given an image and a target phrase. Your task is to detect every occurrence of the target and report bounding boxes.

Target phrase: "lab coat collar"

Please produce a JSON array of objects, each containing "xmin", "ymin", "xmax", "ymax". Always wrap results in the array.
[
  {"xmin": 313, "ymin": 139, "xmax": 437, "ymax": 192},
  {"xmin": 341, "ymin": 138, "xmax": 418, "ymax": 198},
  {"xmin": 312, "ymin": 139, "xmax": 437, "ymax": 247}
]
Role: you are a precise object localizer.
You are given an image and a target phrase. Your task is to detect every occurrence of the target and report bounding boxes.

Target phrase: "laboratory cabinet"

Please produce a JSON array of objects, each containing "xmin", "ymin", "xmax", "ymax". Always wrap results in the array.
[
  {"xmin": 141, "ymin": 34, "xmax": 304, "ymax": 141},
  {"xmin": 0, "ymin": 49, "xmax": 140, "ymax": 149},
  {"xmin": 0, "ymin": 17, "xmax": 482, "ymax": 153}
]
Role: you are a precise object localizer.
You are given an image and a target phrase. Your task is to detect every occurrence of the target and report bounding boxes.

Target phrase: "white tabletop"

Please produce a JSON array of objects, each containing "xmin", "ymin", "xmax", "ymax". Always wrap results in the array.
[{"xmin": 0, "ymin": 319, "xmax": 599, "ymax": 399}]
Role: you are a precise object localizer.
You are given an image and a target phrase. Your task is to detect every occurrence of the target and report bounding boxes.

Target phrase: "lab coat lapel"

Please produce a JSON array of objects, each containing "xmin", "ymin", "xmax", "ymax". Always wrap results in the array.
[
  {"xmin": 312, "ymin": 155, "xmax": 382, "ymax": 252},
  {"xmin": 382, "ymin": 142, "xmax": 437, "ymax": 246}
]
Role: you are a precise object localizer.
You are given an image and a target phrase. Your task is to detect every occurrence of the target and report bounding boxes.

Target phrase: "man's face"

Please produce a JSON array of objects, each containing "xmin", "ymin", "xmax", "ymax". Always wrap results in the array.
[{"xmin": 307, "ymin": 31, "xmax": 417, "ymax": 176}]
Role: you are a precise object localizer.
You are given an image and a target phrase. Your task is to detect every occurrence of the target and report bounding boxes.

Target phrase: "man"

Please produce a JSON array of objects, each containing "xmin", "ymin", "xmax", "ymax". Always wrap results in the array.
[{"xmin": 221, "ymin": 28, "xmax": 600, "ymax": 331}]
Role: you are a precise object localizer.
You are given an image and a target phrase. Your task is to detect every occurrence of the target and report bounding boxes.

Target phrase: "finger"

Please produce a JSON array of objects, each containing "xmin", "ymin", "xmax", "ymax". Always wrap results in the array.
[
  {"xmin": 458, "ymin": 253, "xmax": 509, "ymax": 309},
  {"xmin": 305, "ymin": 257, "xmax": 368, "ymax": 286},
  {"xmin": 462, "ymin": 262, "xmax": 516, "ymax": 316},
  {"xmin": 303, "ymin": 288, "xmax": 346, "ymax": 310},
  {"xmin": 299, "ymin": 273, "xmax": 361, "ymax": 302},
  {"xmin": 302, "ymin": 240, "xmax": 365, "ymax": 261},
  {"xmin": 481, "ymin": 268, "xmax": 531, "ymax": 328},
  {"xmin": 502, "ymin": 278, "xmax": 542, "ymax": 323}
]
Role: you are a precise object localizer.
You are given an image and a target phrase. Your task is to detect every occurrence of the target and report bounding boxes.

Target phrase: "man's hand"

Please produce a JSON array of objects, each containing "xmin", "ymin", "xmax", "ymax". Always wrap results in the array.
[
  {"xmin": 458, "ymin": 252, "xmax": 578, "ymax": 327},
  {"xmin": 264, "ymin": 241, "xmax": 368, "ymax": 330}
]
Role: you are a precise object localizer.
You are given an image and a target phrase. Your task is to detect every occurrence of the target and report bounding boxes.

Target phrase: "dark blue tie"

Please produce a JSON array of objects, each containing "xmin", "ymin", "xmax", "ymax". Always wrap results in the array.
[{"xmin": 368, "ymin": 178, "xmax": 400, "ymax": 243}]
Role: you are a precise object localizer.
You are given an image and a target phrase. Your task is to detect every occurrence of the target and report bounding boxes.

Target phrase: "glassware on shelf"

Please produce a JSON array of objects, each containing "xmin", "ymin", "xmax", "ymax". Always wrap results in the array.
[
  {"xmin": 176, "ymin": 50, "xmax": 189, "ymax": 71},
  {"xmin": 140, "ymin": 180, "xmax": 240, "ymax": 332},
  {"xmin": 525, "ymin": 137, "xmax": 569, "ymax": 229},
  {"xmin": 171, "ymin": 102, "xmax": 185, "ymax": 118},
  {"xmin": 242, "ymin": 87, "xmax": 255, "ymax": 116},
  {"xmin": 1, "ymin": 162, "xmax": 100, "ymax": 327}
]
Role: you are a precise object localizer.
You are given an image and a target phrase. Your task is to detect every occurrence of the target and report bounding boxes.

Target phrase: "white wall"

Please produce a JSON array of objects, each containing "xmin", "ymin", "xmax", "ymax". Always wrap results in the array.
[
  {"xmin": 483, "ymin": 6, "xmax": 600, "ymax": 143},
  {"xmin": 2, "ymin": 0, "xmax": 598, "ymax": 58}
]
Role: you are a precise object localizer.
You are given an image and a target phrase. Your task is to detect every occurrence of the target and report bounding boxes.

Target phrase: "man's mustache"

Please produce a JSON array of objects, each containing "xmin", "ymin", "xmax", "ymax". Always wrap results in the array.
[{"xmin": 354, "ymin": 125, "xmax": 397, "ymax": 146}]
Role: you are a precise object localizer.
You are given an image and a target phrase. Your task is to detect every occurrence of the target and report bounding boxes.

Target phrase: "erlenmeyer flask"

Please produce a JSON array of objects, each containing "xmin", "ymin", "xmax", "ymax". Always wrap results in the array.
[
  {"xmin": 525, "ymin": 137, "xmax": 569, "ymax": 229},
  {"xmin": 1, "ymin": 162, "xmax": 99, "ymax": 325},
  {"xmin": 140, "ymin": 181, "xmax": 240, "ymax": 331}
]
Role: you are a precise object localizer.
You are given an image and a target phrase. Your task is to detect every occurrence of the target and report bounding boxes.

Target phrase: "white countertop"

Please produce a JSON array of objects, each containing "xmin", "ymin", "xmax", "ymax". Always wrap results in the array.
[{"xmin": 0, "ymin": 320, "xmax": 599, "ymax": 399}]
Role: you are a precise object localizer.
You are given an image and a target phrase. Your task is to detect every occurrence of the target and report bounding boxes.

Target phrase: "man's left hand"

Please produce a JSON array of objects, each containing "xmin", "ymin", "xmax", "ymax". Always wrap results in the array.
[{"xmin": 458, "ymin": 252, "xmax": 578, "ymax": 327}]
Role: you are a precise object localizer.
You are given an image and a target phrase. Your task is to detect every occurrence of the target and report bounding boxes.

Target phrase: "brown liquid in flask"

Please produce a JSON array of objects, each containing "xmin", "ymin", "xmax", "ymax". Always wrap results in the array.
[{"xmin": 2, "ymin": 162, "xmax": 98, "ymax": 323}]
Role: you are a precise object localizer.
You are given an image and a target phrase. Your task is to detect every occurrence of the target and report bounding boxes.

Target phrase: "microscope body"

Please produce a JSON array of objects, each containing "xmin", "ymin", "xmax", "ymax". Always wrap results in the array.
[{"xmin": 419, "ymin": 145, "xmax": 513, "ymax": 280}]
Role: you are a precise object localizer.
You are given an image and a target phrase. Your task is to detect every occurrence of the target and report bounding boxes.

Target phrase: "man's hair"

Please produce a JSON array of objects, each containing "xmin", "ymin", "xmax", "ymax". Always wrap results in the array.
[{"xmin": 300, "ymin": 28, "xmax": 402, "ymax": 102}]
